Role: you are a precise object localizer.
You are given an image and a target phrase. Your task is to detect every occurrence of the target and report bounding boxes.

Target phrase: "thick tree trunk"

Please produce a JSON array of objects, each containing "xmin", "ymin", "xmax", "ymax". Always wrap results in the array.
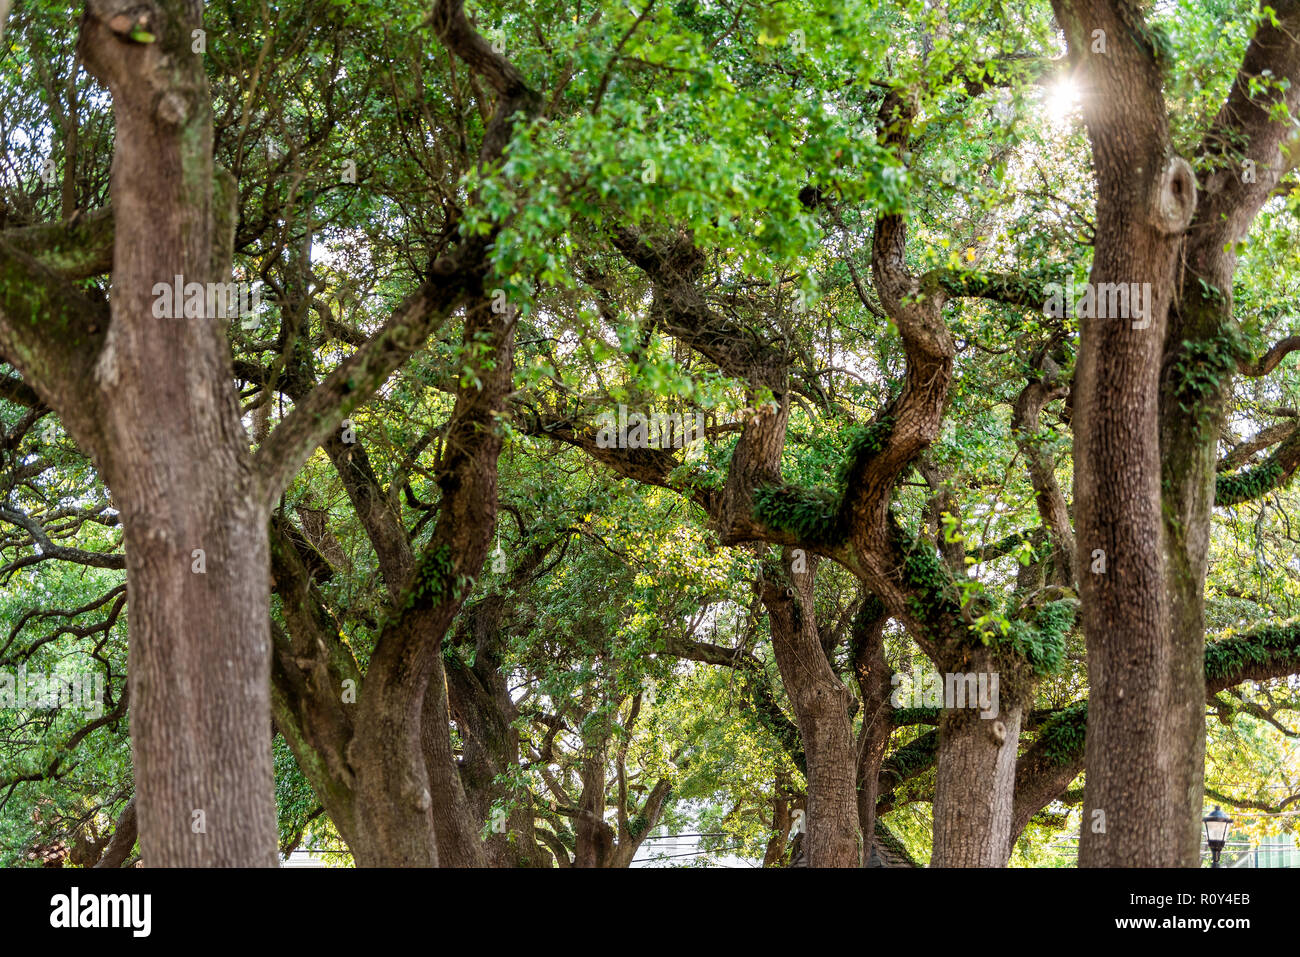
[
  {"xmin": 762, "ymin": 791, "xmax": 795, "ymax": 867},
  {"xmin": 850, "ymin": 599, "xmax": 892, "ymax": 861},
  {"xmin": 348, "ymin": 300, "xmax": 515, "ymax": 865},
  {"xmin": 1155, "ymin": 2, "xmax": 1300, "ymax": 863},
  {"xmin": 269, "ymin": 519, "xmax": 491, "ymax": 867},
  {"xmin": 1158, "ymin": 308, "xmax": 1219, "ymax": 865},
  {"xmin": 1074, "ymin": 189, "xmax": 1186, "ymax": 867},
  {"xmin": 117, "ymin": 479, "xmax": 275, "ymax": 866},
  {"xmin": 761, "ymin": 553, "xmax": 860, "ymax": 867},
  {"xmin": 270, "ymin": 671, "xmax": 360, "ymax": 854},
  {"xmin": 608, "ymin": 779, "xmax": 672, "ymax": 868},
  {"xmin": 1052, "ymin": 0, "xmax": 1198, "ymax": 866},
  {"xmin": 573, "ymin": 743, "xmax": 613, "ymax": 868},
  {"xmin": 349, "ymin": 638, "xmax": 442, "ymax": 866},
  {"xmin": 80, "ymin": 0, "xmax": 278, "ymax": 866},
  {"xmin": 421, "ymin": 655, "xmax": 488, "ymax": 867},
  {"xmin": 267, "ymin": 515, "xmax": 366, "ymax": 853},
  {"xmin": 445, "ymin": 652, "xmax": 549, "ymax": 867},
  {"xmin": 930, "ymin": 678, "xmax": 1022, "ymax": 867},
  {"xmin": 855, "ymin": 733, "xmax": 887, "ymax": 861}
]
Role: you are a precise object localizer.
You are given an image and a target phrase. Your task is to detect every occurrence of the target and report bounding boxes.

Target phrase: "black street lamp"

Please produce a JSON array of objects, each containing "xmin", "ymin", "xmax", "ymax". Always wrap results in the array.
[{"xmin": 1203, "ymin": 806, "xmax": 1233, "ymax": 868}]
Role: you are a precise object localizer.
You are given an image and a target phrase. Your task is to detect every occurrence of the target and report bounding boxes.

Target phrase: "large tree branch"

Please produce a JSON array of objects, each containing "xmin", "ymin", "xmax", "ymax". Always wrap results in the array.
[
  {"xmin": 253, "ymin": 276, "xmax": 467, "ymax": 509},
  {"xmin": 0, "ymin": 684, "xmax": 128, "ymax": 790},
  {"xmin": 92, "ymin": 795, "xmax": 138, "ymax": 868},
  {"xmin": 874, "ymin": 729, "xmax": 937, "ymax": 816},
  {"xmin": 573, "ymin": 232, "xmax": 811, "ymax": 544},
  {"xmin": 1218, "ymin": 420, "xmax": 1296, "ymax": 471},
  {"xmin": 256, "ymin": 1, "xmax": 543, "ymax": 509},
  {"xmin": 1, "ymin": 208, "xmax": 115, "ymax": 280},
  {"xmin": 923, "ymin": 266, "xmax": 1059, "ymax": 312},
  {"xmin": 259, "ymin": 342, "xmax": 418, "ymax": 598},
  {"xmin": 660, "ymin": 628, "xmax": 805, "ymax": 772},
  {"xmin": 1011, "ymin": 702, "xmax": 1086, "ymax": 839},
  {"xmin": 324, "ymin": 434, "xmax": 415, "ymax": 598},
  {"xmin": 1012, "ymin": 351, "xmax": 1076, "ymax": 585},
  {"xmin": 1011, "ymin": 618, "xmax": 1300, "ymax": 839},
  {"xmin": 609, "ymin": 228, "xmax": 785, "ymax": 385},
  {"xmin": 427, "ymin": 0, "xmax": 543, "ymax": 166},
  {"xmin": 1192, "ymin": 0, "xmax": 1300, "ymax": 258},
  {"xmin": 0, "ymin": 374, "xmax": 42, "ymax": 408},
  {"xmin": 1237, "ymin": 335, "xmax": 1300, "ymax": 377},
  {"xmin": 0, "ymin": 504, "xmax": 125, "ymax": 574},
  {"xmin": 1215, "ymin": 421, "xmax": 1300, "ymax": 505},
  {"xmin": 524, "ymin": 407, "xmax": 722, "ymax": 512},
  {"xmin": 823, "ymin": 151, "xmax": 958, "ymax": 658},
  {"xmin": 0, "ymin": 240, "xmax": 108, "ymax": 448}
]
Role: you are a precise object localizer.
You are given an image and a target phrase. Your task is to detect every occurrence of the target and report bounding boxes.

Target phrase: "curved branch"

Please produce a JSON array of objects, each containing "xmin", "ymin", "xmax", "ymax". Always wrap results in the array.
[
  {"xmin": 0, "ymin": 505, "xmax": 125, "ymax": 574},
  {"xmin": 1215, "ymin": 422, "xmax": 1300, "ymax": 505},
  {"xmin": 1237, "ymin": 335, "xmax": 1300, "ymax": 377},
  {"xmin": 92, "ymin": 795, "xmax": 138, "ymax": 868},
  {"xmin": 1012, "ymin": 352, "xmax": 1076, "ymax": 585}
]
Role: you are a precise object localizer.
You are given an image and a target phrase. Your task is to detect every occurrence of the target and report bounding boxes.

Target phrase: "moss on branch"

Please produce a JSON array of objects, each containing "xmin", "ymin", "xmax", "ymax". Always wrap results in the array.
[
  {"xmin": 750, "ymin": 416, "xmax": 896, "ymax": 546},
  {"xmin": 1204, "ymin": 620, "xmax": 1300, "ymax": 687}
]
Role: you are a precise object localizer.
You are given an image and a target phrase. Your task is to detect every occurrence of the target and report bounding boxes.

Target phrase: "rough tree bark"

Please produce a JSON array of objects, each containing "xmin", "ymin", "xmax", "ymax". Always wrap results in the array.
[
  {"xmin": 1052, "ymin": 0, "xmax": 1197, "ymax": 866},
  {"xmin": 0, "ymin": 0, "xmax": 532, "ymax": 865},
  {"xmin": 850, "ymin": 598, "xmax": 892, "ymax": 861},
  {"xmin": 760, "ymin": 552, "xmax": 861, "ymax": 867},
  {"xmin": 1158, "ymin": 0, "xmax": 1300, "ymax": 864},
  {"xmin": 421, "ymin": 654, "xmax": 488, "ymax": 867},
  {"xmin": 78, "ymin": 0, "xmax": 278, "ymax": 866},
  {"xmin": 930, "ymin": 657, "xmax": 1023, "ymax": 867},
  {"xmin": 348, "ymin": 299, "xmax": 517, "ymax": 866},
  {"xmin": 444, "ymin": 578, "xmax": 555, "ymax": 867}
]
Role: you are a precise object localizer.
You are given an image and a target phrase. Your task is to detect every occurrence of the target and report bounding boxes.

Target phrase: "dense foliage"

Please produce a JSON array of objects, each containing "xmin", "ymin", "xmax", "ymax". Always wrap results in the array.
[{"xmin": 1, "ymin": 0, "xmax": 1298, "ymax": 867}]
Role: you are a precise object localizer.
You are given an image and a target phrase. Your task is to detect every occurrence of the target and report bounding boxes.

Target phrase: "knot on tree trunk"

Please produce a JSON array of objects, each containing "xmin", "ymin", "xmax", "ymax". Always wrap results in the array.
[
  {"xmin": 93, "ymin": 1, "xmax": 155, "ymax": 37},
  {"xmin": 1150, "ymin": 156, "xmax": 1197, "ymax": 234},
  {"xmin": 990, "ymin": 720, "xmax": 1007, "ymax": 745}
]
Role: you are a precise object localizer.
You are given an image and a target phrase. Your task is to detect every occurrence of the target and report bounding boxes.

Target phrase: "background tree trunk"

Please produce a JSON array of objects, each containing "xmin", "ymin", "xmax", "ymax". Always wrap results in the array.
[
  {"xmin": 930, "ymin": 670, "xmax": 1022, "ymax": 867},
  {"xmin": 850, "ymin": 598, "xmax": 892, "ymax": 862},
  {"xmin": 761, "ymin": 552, "xmax": 860, "ymax": 867},
  {"xmin": 1157, "ymin": 0, "xmax": 1300, "ymax": 862},
  {"xmin": 348, "ymin": 300, "xmax": 516, "ymax": 865},
  {"xmin": 421, "ymin": 655, "xmax": 488, "ymax": 867}
]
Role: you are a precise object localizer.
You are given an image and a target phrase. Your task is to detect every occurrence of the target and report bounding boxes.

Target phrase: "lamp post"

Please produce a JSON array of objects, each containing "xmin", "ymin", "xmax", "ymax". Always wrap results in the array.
[{"xmin": 1203, "ymin": 806, "xmax": 1233, "ymax": 868}]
